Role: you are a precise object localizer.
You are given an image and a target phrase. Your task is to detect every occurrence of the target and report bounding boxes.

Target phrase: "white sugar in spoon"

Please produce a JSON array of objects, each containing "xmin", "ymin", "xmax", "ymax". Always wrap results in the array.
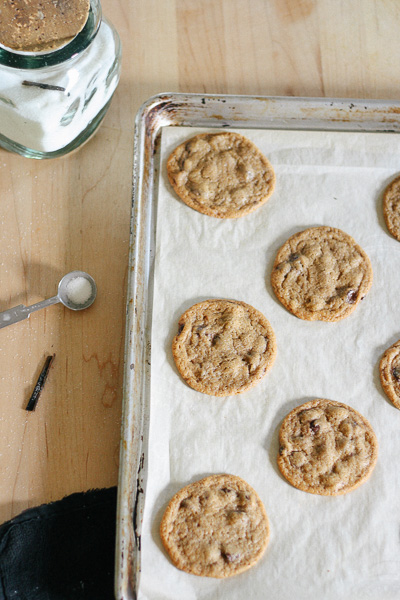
[{"xmin": 0, "ymin": 270, "xmax": 97, "ymax": 329}]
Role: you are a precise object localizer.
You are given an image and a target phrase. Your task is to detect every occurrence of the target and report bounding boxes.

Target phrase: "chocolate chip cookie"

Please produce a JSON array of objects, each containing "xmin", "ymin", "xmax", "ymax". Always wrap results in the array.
[
  {"xmin": 0, "ymin": 0, "xmax": 90, "ymax": 52},
  {"xmin": 172, "ymin": 299, "xmax": 277, "ymax": 396},
  {"xmin": 383, "ymin": 175, "xmax": 400, "ymax": 242},
  {"xmin": 166, "ymin": 132, "xmax": 276, "ymax": 218},
  {"xmin": 160, "ymin": 474, "xmax": 270, "ymax": 578},
  {"xmin": 271, "ymin": 226, "xmax": 373, "ymax": 322},
  {"xmin": 379, "ymin": 339, "xmax": 400, "ymax": 409},
  {"xmin": 277, "ymin": 399, "xmax": 378, "ymax": 496}
]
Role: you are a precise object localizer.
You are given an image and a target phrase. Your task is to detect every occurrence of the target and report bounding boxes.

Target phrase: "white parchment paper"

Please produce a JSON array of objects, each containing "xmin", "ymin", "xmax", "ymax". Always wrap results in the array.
[{"xmin": 139, "ymin": 126, "xmax": 400, "ymax": 600}]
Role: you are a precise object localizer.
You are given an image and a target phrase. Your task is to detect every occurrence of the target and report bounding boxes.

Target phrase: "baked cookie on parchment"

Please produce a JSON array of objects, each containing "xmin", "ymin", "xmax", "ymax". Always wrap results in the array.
[
  {"xmin": 166, "ymin": 132, "xmax": 276, "ymax": 218},
  {"xmin": 160, "ymin": 474, "xmax": 270, "ymax": 578},
  {"xmin": 379, "ymin": 339, "xmax": 400, "ymax": 409},
  {"xmin": 277, "ymin": 399, "xmax": 378, "ymax": 496},
  {"xmin": 383, "ymin": 175, "xmax": 400, "ymax": 242},
  {"xmin": 172, "ymin": 299, "xmax": 277, "ymax": 396},
  {"xmin": 270, "ymin": 226, "xmax": 373, "ymax": 322}
]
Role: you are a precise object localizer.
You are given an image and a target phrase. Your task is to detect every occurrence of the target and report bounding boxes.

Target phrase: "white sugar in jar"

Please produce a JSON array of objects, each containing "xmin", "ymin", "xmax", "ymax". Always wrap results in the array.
[{"xmin": 0, "ymin": 0, "xmax": 121, "ymax": 159}]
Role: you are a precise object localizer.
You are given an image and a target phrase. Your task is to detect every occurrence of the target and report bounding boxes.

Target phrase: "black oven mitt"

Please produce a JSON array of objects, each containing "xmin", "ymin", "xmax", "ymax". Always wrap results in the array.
[{"xmin": 0, "ymin": 487, "xmax": 117, "ymax": 600}]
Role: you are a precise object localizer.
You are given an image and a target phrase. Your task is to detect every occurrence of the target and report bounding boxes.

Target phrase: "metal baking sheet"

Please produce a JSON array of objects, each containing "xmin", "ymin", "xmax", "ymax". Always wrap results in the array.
[{"xmin": 115, "ymin": 93, "xmax": 400, "ymax": 600}]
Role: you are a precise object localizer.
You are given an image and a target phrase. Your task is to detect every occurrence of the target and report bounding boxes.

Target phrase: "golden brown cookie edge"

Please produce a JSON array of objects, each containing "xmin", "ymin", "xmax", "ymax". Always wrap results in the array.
[
  {"xmin": 270, "ymin": 226, "xmax": 373, "ymax": 322},
  {"xmin": 277, "ymin": 398, "xmax": 378, "ymax": 496},
  {"xmin": 172, "ymin": 299, "xmax": 277, "ymax": 396},
  {"xmin": 379, "ymin": 340, "xmax": 400, "ymax": 409},
  {"xmin": 159, "ymin": 474, "xmax": 270, "ymax": 578},
  {"xmin": 166, "ymin": 132, "xmax": 276, "ymax": 219},
  {"xmin": 383, "ymin": 175, "xmax": 400, "ymax": 242}
]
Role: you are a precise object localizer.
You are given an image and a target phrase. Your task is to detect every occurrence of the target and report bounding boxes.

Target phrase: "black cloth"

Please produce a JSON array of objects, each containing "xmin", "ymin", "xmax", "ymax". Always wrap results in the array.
[{"xmin": 0, "ymin": 487, "xmax": 117, "ymax": 600}]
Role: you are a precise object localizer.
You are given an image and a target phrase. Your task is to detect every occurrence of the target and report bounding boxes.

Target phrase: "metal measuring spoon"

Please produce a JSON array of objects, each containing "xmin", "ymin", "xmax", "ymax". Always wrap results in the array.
[{"xmin": 0, "ymin": 270, "xmax": 97, "ymax": 329}]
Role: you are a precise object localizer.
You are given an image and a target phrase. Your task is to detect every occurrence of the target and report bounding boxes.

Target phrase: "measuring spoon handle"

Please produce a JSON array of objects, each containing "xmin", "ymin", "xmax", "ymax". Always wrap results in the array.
[{"xmin": 0, "ymin": 296, "xmax": 60, "ymax": 329}]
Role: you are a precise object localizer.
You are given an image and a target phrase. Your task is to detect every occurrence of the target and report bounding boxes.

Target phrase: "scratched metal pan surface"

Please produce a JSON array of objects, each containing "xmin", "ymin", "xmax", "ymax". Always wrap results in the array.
[{"xmin": 114, "ymin": 93, "xmax": 400, "ymax": 600}]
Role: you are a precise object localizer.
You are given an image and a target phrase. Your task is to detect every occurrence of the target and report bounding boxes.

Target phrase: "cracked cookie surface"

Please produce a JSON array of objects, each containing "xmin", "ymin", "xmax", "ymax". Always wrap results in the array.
[
  {"xmin": 277, "ymin": 399, "xmax": 378, "ymax": 496},
  {"xmin": 379, "ymin": 339, "xmax": 400, "ymax": 409},
  {"xmin": 160, "ymin": 474, "xmax": 269, "ymax": 578},
  {"xmin": 271, "ymin": 226, "xmax": 373, "ymax": 322},
  {"xmin": 383, "ymin": 175, "xmax": 400, "ymax": 242},
  {"xmin": 172, "ymin": 299, "xmax": 277, "ymax": 396},
  {"xmin": 166, "ymin": 132, "xmax": 276, "ymax": 218}
]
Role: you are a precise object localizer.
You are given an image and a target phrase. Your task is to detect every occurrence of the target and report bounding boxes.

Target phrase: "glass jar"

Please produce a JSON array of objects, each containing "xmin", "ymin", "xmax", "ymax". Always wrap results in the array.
[{"xmin": 0, "ymin": 0, "xmax": 121, "ymax": 159}]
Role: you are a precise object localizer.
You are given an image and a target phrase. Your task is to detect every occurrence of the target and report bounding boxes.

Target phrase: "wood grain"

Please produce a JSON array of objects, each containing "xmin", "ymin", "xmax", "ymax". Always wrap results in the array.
[{"xmin": 0, "ymin": 0, "xmax": 399, "ymax": 524}]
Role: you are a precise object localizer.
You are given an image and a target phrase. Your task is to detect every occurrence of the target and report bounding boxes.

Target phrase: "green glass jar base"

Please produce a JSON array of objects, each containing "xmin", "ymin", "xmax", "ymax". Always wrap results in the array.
[{"xmin": 0, "ymin": 97, "xmax": 113, "ymax": 159}]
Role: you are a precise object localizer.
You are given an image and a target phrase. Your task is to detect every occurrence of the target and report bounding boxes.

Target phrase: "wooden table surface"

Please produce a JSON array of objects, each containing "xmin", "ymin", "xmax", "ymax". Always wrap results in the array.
[{"xmin": 1, "ymin": 0, "xmax": 399, "ymax": 526}]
